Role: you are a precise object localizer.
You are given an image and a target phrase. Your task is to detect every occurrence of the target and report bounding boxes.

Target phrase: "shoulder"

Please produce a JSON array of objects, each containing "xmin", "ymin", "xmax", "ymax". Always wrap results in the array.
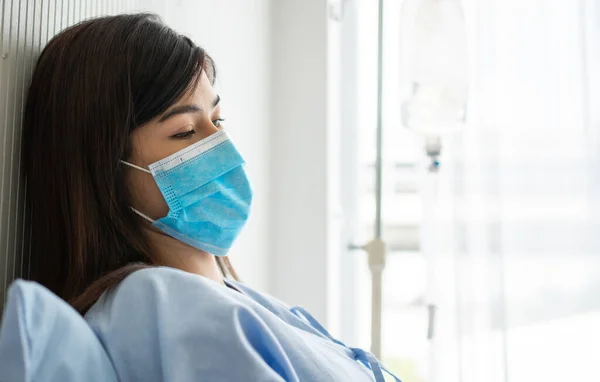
[
  {"xmin": 103, "ymin": 266, "xmax": 231, "ymax": 301},
  {"xmin": 85, "ymin": 266, "xmax": 250, "ymax": 336},
  {"xmin": 84, "ymin": 267, "xmax": 295, "ymax": 381}
]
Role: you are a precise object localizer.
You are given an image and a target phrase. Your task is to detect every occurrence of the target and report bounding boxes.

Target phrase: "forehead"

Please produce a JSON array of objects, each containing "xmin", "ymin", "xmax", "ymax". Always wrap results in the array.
[{"xmin": 175, "ymin": 71, "xmax": 215, "ymax": 106}]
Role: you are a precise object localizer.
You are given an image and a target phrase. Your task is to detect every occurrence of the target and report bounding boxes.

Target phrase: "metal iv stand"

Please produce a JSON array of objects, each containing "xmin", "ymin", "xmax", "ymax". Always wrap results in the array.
[{"xmin": 348, "ymin": 0, "xmax": 386, "ymax": 359}]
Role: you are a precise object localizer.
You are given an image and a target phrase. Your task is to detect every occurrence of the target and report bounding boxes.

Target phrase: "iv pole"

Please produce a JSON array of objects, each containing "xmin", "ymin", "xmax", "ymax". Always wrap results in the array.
[
  {"xmin": 370, "ymin": 0, "xmax": 386, "ymax": 359},
  {"xmin": 347, "ymin": 0, "xmax": 386, "ymax": 360},
  {"xmin": 363, "ymin": 0, "xmax": 387, "ymax": 359}
]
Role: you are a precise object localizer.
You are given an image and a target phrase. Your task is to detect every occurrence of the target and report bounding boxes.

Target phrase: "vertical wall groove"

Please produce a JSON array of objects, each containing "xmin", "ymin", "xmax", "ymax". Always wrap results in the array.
[
  {"xmin": 0, "ymin": 0, "xmax": 6, "ymax": 308},
  {"xmin": 7, "ymin": 0, "xmax": 26, "ymax": 289},
  {"xmin": 45, "ymin": 0, "xmax": 50, "ymax": 44},
  {"xmin": 0, "ymin": 0, "xmax": 5, "ymax": 58},
  {"xmin": 0, "ymin": 0, "xmax": 139, "ymax": 310},
  {"xmin": 2, "ymin": 0, "xmax": 14, "ymax": 59},
  {"xmin": 0, "ymin": 0, "xmax": 19, "ymax": 304}
]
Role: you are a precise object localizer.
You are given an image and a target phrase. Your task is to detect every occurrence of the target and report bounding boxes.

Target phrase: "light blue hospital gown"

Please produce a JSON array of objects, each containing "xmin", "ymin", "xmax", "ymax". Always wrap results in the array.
[{"xmin": 84, "ymin": 267, "xmax": 400, "ymax": 381}]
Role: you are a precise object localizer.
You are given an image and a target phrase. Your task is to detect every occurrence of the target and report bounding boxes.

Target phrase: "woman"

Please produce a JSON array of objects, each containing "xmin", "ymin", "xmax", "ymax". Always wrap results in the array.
[{"xmin": 23, "ymin": 13, "xmax": 400, "ymax": 382}]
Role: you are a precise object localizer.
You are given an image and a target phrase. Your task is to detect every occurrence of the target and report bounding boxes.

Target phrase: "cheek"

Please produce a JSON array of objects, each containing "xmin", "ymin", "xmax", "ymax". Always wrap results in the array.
[{"xmin": 126, "ymin": 169, "xmax": 169, "ymax": 220}]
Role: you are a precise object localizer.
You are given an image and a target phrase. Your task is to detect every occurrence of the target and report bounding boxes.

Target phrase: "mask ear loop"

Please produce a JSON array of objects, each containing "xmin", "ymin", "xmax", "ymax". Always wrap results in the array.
[
  {"xmin": 120, "ymin": 160, "xmax": 155, "ymax": 223},
  {"xmin": 130, "ymin": 207, "xmax": 156, "ymax": 223},
  {"xmin": 120, "ymin": 159, "xmax": 152, "ymax": 174}
]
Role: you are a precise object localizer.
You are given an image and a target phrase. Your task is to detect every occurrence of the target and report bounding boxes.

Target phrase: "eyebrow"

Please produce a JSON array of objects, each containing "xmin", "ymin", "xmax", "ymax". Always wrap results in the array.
[
  {"xmin": 158, "ymin": 105, "xmax": 202, "ymax": 123},
  {"xmin": 158, "ymin": 95, "xmax": 221, "ymax": 123}
]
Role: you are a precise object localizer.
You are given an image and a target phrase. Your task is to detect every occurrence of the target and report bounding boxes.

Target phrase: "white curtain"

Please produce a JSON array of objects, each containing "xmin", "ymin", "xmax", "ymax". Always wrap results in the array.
[{"xmin": 423, "ymin": 0, "xmax": 600, "ymax": 381}]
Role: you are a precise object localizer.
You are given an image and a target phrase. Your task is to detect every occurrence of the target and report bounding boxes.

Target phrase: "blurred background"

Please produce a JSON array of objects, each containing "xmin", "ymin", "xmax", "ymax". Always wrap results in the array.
[{"xmin": 0, "ymin": 1, "xmax": 599, "ymax": 381}]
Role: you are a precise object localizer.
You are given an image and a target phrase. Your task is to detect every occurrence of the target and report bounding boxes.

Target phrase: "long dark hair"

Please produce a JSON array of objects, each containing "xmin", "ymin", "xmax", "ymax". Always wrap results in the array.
[{"xmin": 22, "ymin": 13, "xmax": 238, "ymax": 314}]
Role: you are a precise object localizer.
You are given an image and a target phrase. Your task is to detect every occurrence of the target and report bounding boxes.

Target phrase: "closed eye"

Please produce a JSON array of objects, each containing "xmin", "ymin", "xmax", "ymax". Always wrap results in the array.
[{"xmin": 171, "ymin": 130, "xmax": 196, "ymax": 139}]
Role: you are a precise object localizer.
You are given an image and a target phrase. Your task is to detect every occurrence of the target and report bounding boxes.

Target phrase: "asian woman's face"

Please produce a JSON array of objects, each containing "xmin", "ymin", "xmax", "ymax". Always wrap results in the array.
[{"xmin": 124, "ymin": 72, "xmax": 224, "ymax": 221}]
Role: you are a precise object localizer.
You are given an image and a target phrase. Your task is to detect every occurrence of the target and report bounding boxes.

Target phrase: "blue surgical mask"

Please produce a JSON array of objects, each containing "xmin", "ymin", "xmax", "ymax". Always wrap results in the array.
[{"xmin": 121, "ymin": 130, "xmax": 252, "ymax": 256}]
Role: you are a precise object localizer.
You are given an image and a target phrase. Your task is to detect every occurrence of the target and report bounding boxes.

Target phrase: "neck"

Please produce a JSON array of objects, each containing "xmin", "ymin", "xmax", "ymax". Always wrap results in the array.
[{"xmin": 145, "ymin": 227, "xmax": 224, "ymax": 285}]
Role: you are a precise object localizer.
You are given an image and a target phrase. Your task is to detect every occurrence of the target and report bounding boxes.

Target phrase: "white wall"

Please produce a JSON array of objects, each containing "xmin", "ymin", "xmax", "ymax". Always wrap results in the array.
[{"xmin": 270, "ymin": 0, "xmax": 343, "ymax": 328}]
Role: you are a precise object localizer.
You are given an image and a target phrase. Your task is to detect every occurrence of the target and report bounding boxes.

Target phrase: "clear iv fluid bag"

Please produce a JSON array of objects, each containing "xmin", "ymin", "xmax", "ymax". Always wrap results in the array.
[{"xmin": 399, "ymin": 0, "xmax": 468, "ymax": 136}]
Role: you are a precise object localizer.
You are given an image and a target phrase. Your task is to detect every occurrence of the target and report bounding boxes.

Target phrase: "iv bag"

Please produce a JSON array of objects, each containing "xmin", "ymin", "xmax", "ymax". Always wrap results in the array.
[{"xmin": 400, "ymin": 0, "xmax": 468, "ymax": 136}]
